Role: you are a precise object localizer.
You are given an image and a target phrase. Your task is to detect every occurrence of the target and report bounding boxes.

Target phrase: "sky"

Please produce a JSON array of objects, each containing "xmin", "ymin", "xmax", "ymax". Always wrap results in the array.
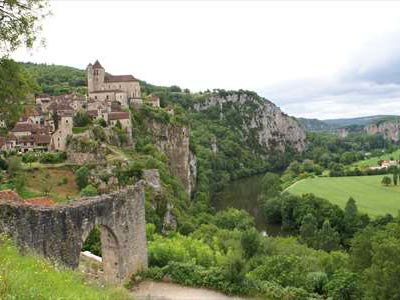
[{"xmin": 12, "ymin": 0, "xmax": 400, "ymax": 119}]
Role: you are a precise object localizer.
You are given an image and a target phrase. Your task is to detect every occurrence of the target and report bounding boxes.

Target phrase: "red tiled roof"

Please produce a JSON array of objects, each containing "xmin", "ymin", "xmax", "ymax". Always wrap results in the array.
[
  {"xmin": 34, "ymin": 134, "xmax": 51, "ymax": 144},
  {"xmin": 109, "ymin": 112, "xmax": 130, "ymax": 121},
  {"xmin": 105, "ymin": 74, "xmax": 138, "ymax": 83},
  {"xmin": 11, "ymin": 122, "xmax": 35, "ymax": 132},
  {"xmin": 0, "ymin": 190, "xmax": 22, "ymax": 202}
]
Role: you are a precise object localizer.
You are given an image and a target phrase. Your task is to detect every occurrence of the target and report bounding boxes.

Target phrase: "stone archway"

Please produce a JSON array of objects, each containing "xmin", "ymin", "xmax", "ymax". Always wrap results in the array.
[{"xmin": 0, "ymin": 182, "xmax": 148, "ymax": 284}]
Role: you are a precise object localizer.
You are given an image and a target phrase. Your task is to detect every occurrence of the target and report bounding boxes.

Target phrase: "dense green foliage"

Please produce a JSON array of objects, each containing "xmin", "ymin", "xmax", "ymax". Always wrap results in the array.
[
  {"xmin": 0, "ymin": 58, "xmax": 37, "ymax": 128},
  {"xmin": 22, "ymin": 62, "xmax": 87, "ymax": 95}
]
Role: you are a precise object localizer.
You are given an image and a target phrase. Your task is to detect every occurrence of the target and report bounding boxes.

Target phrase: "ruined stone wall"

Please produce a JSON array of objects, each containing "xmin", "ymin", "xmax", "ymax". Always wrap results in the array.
[{"xmin": 0, "ymin": 182, "xmax": 148, "ymax": 283}]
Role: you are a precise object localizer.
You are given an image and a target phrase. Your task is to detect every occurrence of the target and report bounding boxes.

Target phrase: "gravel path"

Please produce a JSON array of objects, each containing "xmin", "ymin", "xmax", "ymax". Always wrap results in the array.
[{"xmin": 131, "ymin": 281, "xmax": 247, "ymax": 300}]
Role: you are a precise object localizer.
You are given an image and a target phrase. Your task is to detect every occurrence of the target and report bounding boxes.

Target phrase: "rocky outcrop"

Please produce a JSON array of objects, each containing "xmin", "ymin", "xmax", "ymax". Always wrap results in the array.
[
  {"xmin": 193, "ymin": 92, "xmax": 306, "ymax": 152},
  {"xmin": 147, "ymin": 121, "xmax": 196, "ymax": 196},
  {"xmin": 365, "ymin": 121, "xmax": 400, "ymax": 142}
]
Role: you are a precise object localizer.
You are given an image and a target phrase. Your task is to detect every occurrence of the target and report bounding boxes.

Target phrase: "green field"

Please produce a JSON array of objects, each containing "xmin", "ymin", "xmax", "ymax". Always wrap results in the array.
[
  {"xmin": 352, "ymin": 149, "xmax": 400, "ymax": 168},
  {"xmin": 287, "ymin": 175, "xmax": 400, "ymax": 217}
]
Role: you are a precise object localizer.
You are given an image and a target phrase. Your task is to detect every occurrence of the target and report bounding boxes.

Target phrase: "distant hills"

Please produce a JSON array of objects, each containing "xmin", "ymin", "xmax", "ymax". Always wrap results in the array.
[{"xmin": 298, "ymin": 115, "xmax": 400, "ymax": 132}]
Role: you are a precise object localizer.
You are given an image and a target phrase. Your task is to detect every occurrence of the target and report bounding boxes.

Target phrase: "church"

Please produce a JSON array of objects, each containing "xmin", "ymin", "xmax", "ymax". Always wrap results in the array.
[{"xmin": 86, "ymin": 60, "xmax": 141, "ymax": 107}]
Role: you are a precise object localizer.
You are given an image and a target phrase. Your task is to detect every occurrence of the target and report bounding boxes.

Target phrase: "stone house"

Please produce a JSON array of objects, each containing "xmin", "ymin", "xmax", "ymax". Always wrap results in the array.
[
  {"xmin": 146, "ymin": 94, "xmax": 160, "ymax": 108},
  {"xmin": 108, "ymin": 112, "xmax": 131, "ymax": 129},
  {"xmin": 87, "ymin": 60, "xmax": 141, "ymax": 107},
  {"xmin": 51, "ymin": 112, "xmax": 73, "ymax": 151}
]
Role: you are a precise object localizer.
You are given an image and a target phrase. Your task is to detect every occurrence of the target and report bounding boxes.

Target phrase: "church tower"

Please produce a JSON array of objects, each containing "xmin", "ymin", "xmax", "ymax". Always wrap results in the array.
[{"xmin": 87, "ymin": 60, "xmax": 105, "ymax": 92}]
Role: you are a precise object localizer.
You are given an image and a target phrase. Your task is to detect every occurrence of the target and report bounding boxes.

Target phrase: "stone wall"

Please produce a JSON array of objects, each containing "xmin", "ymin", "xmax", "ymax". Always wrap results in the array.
[{"xmin": 0, "ymin": 182, "xmax": 148, "ymax": 283}]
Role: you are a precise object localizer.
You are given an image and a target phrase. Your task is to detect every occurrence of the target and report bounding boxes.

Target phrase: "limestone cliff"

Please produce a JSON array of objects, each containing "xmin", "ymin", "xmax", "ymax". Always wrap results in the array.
[
  {"xmin": 365, "ymin": 121, "xmax": 400, "ymax": 142},
  {"xmin": 146, "ymin": 121, "xmax": 196, "ymax": 196},
  {"xmin": 193, "ymin": 92, "xmax": 306, "ymax": 152}
]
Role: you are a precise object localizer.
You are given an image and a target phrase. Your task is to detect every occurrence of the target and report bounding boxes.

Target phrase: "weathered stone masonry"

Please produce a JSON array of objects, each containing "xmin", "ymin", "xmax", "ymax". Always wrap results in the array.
[{"xmin": 0, "ymin": 182, "xmax": 148, "ymax": 283}]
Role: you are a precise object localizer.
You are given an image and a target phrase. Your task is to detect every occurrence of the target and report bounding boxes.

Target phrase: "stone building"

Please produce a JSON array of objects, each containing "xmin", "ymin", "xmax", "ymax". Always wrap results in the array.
[
  {"xmin": 87, "ymin": 60, "xmax": 141, "ymax": 107},
  {"xmin": 51, "ymin": 112, "xmax": 73, "ymax": 151},
  {"xmin": 108, "ymin": 112, "xmax": 131, "ymax": 129}
]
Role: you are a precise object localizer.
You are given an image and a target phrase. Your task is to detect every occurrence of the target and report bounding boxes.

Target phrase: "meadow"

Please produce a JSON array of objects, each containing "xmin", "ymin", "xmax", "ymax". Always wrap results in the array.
[
  {"xmin": 287, "ymin": 175, "xmax": 400, "ymax": 217},
  {"xmin": 352, "ymin": 148, "xmax": 400, "ymax": 168}
]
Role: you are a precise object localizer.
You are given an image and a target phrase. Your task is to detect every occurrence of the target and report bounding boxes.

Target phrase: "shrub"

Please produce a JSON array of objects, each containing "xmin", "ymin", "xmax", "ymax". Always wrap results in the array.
[
  {"xmin": 80, "ymin": 184, "xmax": 98, "ymax": 197},
  {"xmin": 73, "ymin": 111, "xmax": 91, "ymax": 127},
  {"xmin": 75, "ymin": 165, "xmax": 89, "ymax": 190},
  {"xmin": 39, "ymin": 152, "xmax": 67, "ymax": 164},
  {"xmin": 214, "ymin": 208, "xmax": 255, "ymax": 231}
]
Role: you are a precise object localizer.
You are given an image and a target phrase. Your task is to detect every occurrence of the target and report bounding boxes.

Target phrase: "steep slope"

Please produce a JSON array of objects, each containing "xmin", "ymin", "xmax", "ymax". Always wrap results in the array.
[
  {"xmin": 365, "ymin": 120, "xmax": 400, "ymax": 142},
  {"xmin": 192, "ymin": 92, "xmax": 306, "ymax": 152}
]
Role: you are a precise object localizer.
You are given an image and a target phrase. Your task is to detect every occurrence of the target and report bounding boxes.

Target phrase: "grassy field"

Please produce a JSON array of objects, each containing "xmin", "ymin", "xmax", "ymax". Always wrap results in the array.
[
  {"xmin": 287, "ymin": 175, "xmax": 400, "ymax": 217},
  {"xmin": 352, "ymin": 149, "xmax": 400, "ymax": 168},
  {"xmin": 0, "ymin": 237, "xmax": 131, "ymax": 300}
]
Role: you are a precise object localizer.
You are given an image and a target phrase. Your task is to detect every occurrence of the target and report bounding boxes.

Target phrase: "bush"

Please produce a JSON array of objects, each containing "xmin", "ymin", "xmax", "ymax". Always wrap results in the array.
[
  {"xmin": 73, "ymin": 111, "xmax": 91, "ymax": 127},
  {"xmin": 214, "ymin": 208, "xmax": 255, "ymax": 231},
  {"xmin": 80, "ymin": 184, "xmax": 98, "ymax": 197},
  {"xmin": 39, "ymin": 152, "xmax": 67, "ymax": 164},
  {"xmin": 75, "ymin": 165, "xmax": 89, "ymax": 190}
]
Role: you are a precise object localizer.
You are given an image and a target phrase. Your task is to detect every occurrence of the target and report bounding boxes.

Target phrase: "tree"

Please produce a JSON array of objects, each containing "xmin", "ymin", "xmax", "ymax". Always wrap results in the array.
[
  {"xmin": 261, "ymin": 172, "xmax": 281, "ymax": 198},
  {"xmin": 73, "ymin": 111, "xmax": 91, "ymax": 127},
  {"xmin": 381, "ymin": 176, "xmax": 392, "ymax": 186},
  {"xmin": 40, "ymin": 171, "xmax": 54, "ymax": 196},
  {"xmin": 0, "ymin": 0, "xmax": 50, "ymax": 54},
  {"xmin": 75, "ymin": 165, "xmax": 89, "ymax": 190},
  {"xmin": 0, "ymin": 58, "xmax": 37, "ymax": 126},
  {"xmin": 343, "ymin": 197, "xmax": 360, "ymax": 241},
  {"xmin": 317, "ymin": 220, "xmax": 340, "ymax": 252},
  {"xmin": 6, "ymin": 156, "xmax": 21, "ymax": 177},
  {"xmin": 393, "ymin": 168, "xmax": 398, "ymax": 186},
  {"xmin": 300, "ymin": 213, "xmax": 317, "ymax": 248},
  {"xmin": 22, "ymin": 152, "xmax": 36, "ymax": 167},
  {"xmin": 240, "ymin": 228, "xmax": 262, "ymax": 259}
]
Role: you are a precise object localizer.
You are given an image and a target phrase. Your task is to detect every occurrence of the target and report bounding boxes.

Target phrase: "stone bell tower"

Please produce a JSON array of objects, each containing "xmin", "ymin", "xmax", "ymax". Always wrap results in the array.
[{"xmin": 87, "ymin": 60, "xmax": 105, "ymax": 92}]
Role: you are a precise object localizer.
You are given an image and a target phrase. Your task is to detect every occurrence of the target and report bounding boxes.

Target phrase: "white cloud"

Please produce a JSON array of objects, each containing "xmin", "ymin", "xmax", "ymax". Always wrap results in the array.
[{"xmin": 11, "ymin": 0, "xmax": 400, "ymax": 119}]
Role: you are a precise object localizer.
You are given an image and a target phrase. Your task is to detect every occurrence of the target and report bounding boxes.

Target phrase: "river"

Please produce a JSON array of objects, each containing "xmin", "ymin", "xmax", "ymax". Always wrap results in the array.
[{"xmin": 212, "ymin": 174, "xmax": 282, "ymax": 236}]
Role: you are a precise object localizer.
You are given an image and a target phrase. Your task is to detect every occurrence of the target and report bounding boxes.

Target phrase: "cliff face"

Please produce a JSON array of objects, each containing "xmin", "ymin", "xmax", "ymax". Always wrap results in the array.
[
  {"xmin": 365, "ymin": 121, "xmax": 400, "ymax": 142},
  {"xmin": 147, "ymin": 121, "xmax": 196, "ymax": 196},
  {"xmin": 193, "ymin": 93, "xmax": 306, "ymax": 152}
]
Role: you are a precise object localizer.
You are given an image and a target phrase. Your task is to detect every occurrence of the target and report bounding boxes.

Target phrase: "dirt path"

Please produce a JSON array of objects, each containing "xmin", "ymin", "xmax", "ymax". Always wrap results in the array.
[{"xmin": 131, "ymin": 281, "xmax": 248, "ymax": 300}]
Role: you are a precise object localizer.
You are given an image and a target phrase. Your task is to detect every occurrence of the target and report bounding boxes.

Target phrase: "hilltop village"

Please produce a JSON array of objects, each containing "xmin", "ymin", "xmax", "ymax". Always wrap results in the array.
[{"xmin": 0, "ymin": 60, "xmax": 161, "ymax": 152}]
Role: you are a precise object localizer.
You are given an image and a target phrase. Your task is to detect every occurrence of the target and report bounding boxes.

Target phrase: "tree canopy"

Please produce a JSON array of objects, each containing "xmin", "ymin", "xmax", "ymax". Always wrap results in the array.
[{"xmin": 0, "ymin": 0, "xmax": 49, "ymax": 55}]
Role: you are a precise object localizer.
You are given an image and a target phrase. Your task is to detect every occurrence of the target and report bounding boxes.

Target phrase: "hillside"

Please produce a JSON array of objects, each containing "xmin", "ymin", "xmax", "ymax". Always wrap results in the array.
[{"xmin": 0, "ymin": 237, "xmax": 131, "ymax": 300}]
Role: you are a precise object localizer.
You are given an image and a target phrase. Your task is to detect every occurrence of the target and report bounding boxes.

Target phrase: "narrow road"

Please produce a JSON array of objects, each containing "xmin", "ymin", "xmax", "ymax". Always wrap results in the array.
[{"xmin": 131, "ymin": 281, "xmax": 248, "ymax": 300}]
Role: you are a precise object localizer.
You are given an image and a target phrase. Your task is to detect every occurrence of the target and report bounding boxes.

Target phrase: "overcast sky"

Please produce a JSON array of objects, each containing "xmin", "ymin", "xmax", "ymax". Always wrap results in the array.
[{"xmin": 12, "ymin": 1, "xmax": 400, "ymax": 119}]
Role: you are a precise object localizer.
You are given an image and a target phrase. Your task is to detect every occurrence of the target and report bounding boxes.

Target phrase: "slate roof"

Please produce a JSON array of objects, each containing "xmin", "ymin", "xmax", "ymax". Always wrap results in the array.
[{"xmin": 93, "ymin": 60, "xmax": 103, "ymax": 69}]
